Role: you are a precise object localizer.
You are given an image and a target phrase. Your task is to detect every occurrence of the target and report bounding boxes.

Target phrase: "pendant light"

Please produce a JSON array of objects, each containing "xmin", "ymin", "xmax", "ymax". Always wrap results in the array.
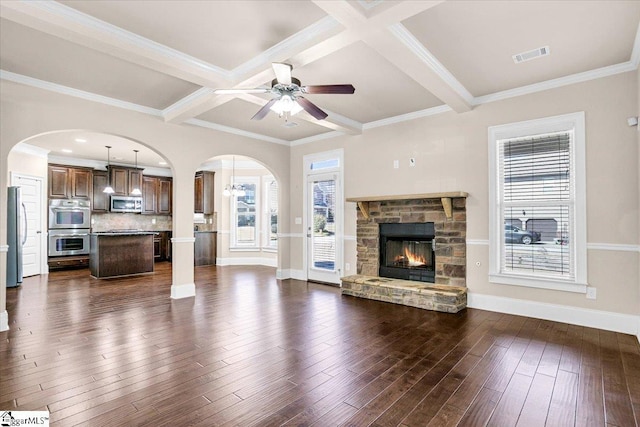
[
  {"xmin": 130, "ymin": 149, "xmax": 142, "ymax": 196},
  {"xmin": 103, "ymin": 146, "xmax": 115, "ymax": 194},
  {"xmin": 223, "ymin": 156, "xmax": 246, "ymax": 197}
]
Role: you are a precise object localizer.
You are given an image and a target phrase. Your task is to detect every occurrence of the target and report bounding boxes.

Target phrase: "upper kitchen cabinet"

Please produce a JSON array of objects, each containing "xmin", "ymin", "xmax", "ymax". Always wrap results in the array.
[
  {"xmin": 194, "ymin": 171, "xmax": 214, "ymax": 214},
  {"xmin": 142, "ymin": 176, "xmax": 172, "ymax": 215},
  {"xmin": 92, "ymin": 170, "xmax": 110, "ymax": 212},
  {"xmin": 48, "ymin": 164, "xmax": 93, "ymax": 199},
  {"xmin": 108, "ymin": 166, "xmax": 143, "ymax": 196}
]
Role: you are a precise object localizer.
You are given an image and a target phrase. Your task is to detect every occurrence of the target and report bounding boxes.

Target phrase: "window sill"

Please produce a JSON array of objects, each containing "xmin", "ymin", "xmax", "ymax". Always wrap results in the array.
[
  {"xmin": 261, "ymin": 247, "xmax": 278, "ymax": 253},
  {"xmin": 489, "ymin": 273, "xmax": 587, "ymax": 294},
  {"xmin": 230, "ymin": 247, "xmax": 260, "ymax": 252}
]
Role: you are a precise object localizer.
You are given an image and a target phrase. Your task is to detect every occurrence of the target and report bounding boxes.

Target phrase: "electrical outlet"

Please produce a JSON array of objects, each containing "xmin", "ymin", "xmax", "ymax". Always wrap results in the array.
[
  {"xmin": 295, "ymin": 217, "xmax": 302, "ymax": 225},
  {"xmin": 409, "ymin": 158, "xmax": 416, "ymax": 167},
  {"xmin": 393, "ymin": 160, "xmax": 399, "ymax": 169},
  {"xmin": 151, "ymin": 218, "xmax": 156, "ymax": 225},
  {"xmin": 345, "ymin": 263, "xmax": 351, "ymax": 271},
  {"xmin": 586, "ymin": 287, "xmax": 597, "ymax": 300}
]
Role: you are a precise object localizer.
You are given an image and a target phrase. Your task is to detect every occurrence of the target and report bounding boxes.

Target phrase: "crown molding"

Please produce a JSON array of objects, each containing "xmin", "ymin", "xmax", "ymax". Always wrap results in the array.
[
  {"xmin": 630, "ymin": 21, "xmax": 640, "ymax": 67},
  {"xmin": 184, "ymin": 118, "xmax": 289, "ymax": 146},
  {"xmin": 0, "ymin": 69, "xmax": 162, "ymax": 116},
  {"xmin": 290, "ymin": 131, "xmax": 343, "ymax": 146},
  {"xmin": 473, "ymin": 61, "xmax": 637, "ymax": 106},
  {"xmin": 388, "ymin": 23, "xmax": 475, "ymax": 106},
  {"xmin": 162, "ymin": 87, "xmax": 216, "ymax": 118},
  {"xmin": 18, "ymin": 0, "xmax": 231, "ymax": 79},
  {"xmin": 364, "ymin": 104, "xmax": 453, "ymax": 130},
  {"xmin": 11, "ymin": 143, "xmax": 50, "ymax": 158}
]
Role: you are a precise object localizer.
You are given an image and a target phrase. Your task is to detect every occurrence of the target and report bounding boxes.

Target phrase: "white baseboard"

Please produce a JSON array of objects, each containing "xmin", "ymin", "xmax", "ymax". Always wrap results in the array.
[
  {"xmin": 275, "ymin": 269, "xmax": 306, "ymax": 281},
  {"xmin": 468, "ymin": 292, "xmax": 640, "ymax": 339},
  {"xmin": 0, "ymin": 310, "xmax": 8, "ymax": 332},
  {"xmin": 171, "ymin": 283, "xmax": 195, "ymax": 299},
  {"xmin": 216, "ymin": 257, "xmax": 277, "ymax": 267}
]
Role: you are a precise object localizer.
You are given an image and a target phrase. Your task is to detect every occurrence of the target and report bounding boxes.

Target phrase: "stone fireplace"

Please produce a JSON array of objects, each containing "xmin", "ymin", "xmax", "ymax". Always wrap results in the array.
[
  {"xmin": 341, "ymin": 192, "xmax": 468, "ymax": 313},
  {"xmin": 355, "ymin": 195, "xmax": 467, "ymax": 287}
]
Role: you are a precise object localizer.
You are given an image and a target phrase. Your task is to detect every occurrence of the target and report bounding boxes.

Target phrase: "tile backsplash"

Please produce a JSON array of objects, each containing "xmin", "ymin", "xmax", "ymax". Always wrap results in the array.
[
  {"xmin": 91, "ymin": 213, "xmax": 172, "ymax": 231},
  {"xmin": 91, "ymin": 212, "xmax": 217, "ymax": 232}
]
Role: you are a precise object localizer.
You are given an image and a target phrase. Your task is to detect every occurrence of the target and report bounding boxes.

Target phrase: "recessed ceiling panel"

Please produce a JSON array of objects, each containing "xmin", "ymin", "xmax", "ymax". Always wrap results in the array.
[
  {"xmin": 59, "ymin": 0, "xmax": 329, "ymax": 70},
  {"xmin": 403, "ymin": 1, "xmax": 640, "ymax": 96},
  {"xmin": 0, "ymin": 19, "xmax": 200, "ymax": 109},
  {"xmin": 293, "ymin": 42, "xmax": 443, "ymax": 123},
  {"xmin": 196, "ymin": 98, "xmax": 334, "ymax": 141},
  {"xmin": 22, "ymin": 131, "xmax": 169, "ymax": 169}
]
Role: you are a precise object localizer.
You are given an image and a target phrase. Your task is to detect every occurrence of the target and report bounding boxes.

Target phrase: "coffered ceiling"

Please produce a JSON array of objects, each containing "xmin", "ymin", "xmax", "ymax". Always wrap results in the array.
[{"xmin": 1, "ymin": 0, "xmax": 639, "ymax": 165}]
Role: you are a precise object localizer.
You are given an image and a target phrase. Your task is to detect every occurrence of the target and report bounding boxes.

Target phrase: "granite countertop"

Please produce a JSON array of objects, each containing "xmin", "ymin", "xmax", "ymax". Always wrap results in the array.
[{"xmin": 91, "ymin": 230, "xmax": 159, "ymax": 236}]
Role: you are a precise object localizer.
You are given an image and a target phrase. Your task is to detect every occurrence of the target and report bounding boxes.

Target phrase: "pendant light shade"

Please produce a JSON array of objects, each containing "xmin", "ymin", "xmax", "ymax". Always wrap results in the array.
[
  {"xmin": 103, "ymin": 146, "xmax": 115, "ymax": 194},
  {"xmin": 223, "ymin": 156, "xmax": 245, "ymax": 197},
  {"xmin": 130, "ymin": 149, "xmax": 142, "ymax": 196}
]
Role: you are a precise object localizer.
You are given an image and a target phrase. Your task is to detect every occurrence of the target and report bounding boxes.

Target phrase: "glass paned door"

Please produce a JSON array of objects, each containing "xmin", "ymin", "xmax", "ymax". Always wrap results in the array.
[{"xmin": 307, "ymin": 173, "xmax": 340, "ymax": 284}]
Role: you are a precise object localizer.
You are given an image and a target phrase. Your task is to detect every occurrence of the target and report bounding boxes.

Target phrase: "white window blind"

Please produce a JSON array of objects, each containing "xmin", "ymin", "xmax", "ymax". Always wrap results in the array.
[
  {"xmin": 489, "ymin": 112, "xmax": 587, "ymax": 293},
  {"xmin": 499, "ymin": 131, "xmax": 573, "ymax": 279}
]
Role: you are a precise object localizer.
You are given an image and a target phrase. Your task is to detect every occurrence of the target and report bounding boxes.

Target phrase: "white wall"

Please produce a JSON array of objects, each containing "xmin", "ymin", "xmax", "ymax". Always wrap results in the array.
[{"xmin": 291, "ymin": 71, "xmax": 639, "ymax": 333}]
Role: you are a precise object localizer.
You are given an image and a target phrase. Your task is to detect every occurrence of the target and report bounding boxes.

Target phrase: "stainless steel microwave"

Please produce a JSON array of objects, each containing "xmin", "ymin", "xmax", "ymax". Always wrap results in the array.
[{"xmin": 110, "ymin": 196, "xmax": 142, "ymax": 213}]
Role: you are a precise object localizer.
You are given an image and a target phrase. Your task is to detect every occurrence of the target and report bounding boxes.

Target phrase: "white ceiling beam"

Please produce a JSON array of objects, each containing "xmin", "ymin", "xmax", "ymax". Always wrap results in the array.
[
  {"xmin": 314, "ymin": 0, "xmax": 472, "ymax": 113},
  {"xmin": 0, "ymin": 1, "xmax": 230, "ymax": 88},
  {"xmin": 365, "ymin": 25, "xmax": 473, "ymax": 113},
  {"xmin": 168, "ymin": 1, "xmax": 444, "ymax": 125}
]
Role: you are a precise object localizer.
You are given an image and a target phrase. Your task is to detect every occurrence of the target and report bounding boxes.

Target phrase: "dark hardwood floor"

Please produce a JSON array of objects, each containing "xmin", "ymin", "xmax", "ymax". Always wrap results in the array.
[{"xmin": 1, "ymin": 263, "xmax": 639, "ymax": 426}]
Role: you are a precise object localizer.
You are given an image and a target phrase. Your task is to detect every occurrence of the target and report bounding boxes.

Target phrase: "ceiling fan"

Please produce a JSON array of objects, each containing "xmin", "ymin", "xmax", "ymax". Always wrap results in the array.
[{"xmin": 213, "ymin": 63, "xmax": 355, "ymax": 121}]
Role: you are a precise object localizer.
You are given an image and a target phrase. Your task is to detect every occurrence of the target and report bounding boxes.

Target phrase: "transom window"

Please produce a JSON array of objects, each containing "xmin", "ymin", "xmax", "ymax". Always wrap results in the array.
[{"xmin": 489, "ymin": 112, "xmax": 587, "ymax": 293}]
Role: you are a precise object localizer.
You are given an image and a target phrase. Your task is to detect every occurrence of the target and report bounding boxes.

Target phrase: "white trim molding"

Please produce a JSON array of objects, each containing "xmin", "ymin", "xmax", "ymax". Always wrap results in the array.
[
  {"xmin": 0, "ymin": 310, "xmax": 8, "ymax": 332},
  {"xmin": 171, "ymin": 283, "xmax": 196, "ymax": 299},
  {"xmin": 468, "ymin": 292, "xmax": 640, "ymax": 338},
  {"xmin": 0, "ymin": 245, "xmax": 8, "ymax": 252},
  {"xmin": 467, "ymin": 239, "xmax": 489, "ymax": 246},
  {"xmin": 11, "ymin": 143, "xmax": 50, "ymax": 158},
  {"xmin": 171, "ymin": 237, "xmax": 196, "ymax": 244},
  {"xmin": 276, "ymin": 269, "xmax": 307, "ymax": 281},
  {"xmin": 587, "ymin": 243, "xmax": 640, "ymax": 252},
  {"xmin": 216, "ymin": 257, "xmax": 277, "ymax": 267}
]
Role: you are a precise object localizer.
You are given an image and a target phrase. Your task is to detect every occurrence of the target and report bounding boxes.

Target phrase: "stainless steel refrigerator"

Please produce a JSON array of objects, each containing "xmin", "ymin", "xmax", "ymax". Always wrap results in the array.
[{"xmin": 7, "ymin": 186, "xmax": 24, "ymax": 287}]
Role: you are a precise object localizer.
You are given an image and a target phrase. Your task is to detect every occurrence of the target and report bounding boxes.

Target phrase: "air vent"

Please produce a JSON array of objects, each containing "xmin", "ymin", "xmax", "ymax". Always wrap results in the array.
[
  {"xmin": 283, "ymin": 122, "xmax": 299, "ymax": 128},
  {"xmin": 512, "ymin": 46, "xmax": 550, "ymax": 64}
]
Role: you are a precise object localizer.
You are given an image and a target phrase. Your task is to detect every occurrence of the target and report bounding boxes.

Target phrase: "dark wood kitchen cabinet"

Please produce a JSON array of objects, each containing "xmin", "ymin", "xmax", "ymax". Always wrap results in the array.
[
  {"xmin": 108, "ymin": 166, "xmax": 143, "ymax": 196},
  {"xmin": 48, "ymin": 165, "xmax": 93, "ymax": 200},
  {"xmin": 142, "ymin": 176, "xmax": 172, "ymax": 215},
  {"xmin": 194, "ymin": 231, "xmax": 216, "ymax": 266},
  {"xmin": 194, "ymin": 171, "xmax": 215, "ymax": 214},
  {"xmin": 91, "ymin": 170, "xmax": 110, "ymax": 212},
  {"xmin": 153, "ymin": 231, "xmax": 171, "ymax": 261}
]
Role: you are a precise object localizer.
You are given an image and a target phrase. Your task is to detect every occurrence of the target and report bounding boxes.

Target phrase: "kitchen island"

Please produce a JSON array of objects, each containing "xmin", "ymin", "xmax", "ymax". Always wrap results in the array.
[{"xmin": 90, "ymin": 231, "xmax": 155, "ymax": 278}]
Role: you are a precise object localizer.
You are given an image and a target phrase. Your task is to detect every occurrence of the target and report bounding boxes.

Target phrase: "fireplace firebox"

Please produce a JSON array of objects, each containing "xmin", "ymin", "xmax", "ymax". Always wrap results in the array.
[{"xmin": 379, "ymin": 222, "xmax": 435, "ymax": 283}]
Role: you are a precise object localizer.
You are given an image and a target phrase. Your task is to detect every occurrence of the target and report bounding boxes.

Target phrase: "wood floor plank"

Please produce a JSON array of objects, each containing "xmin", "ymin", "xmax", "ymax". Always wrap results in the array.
[{"xmin": 1, "ymin": 264, "xmax": 637, "ymax": 426}]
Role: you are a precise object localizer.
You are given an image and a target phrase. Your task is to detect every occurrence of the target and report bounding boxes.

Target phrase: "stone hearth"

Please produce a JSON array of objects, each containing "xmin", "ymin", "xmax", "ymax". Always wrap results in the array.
[{"xmin": 342, "ymin": 193, "xmax": 468, "ymax": 312}]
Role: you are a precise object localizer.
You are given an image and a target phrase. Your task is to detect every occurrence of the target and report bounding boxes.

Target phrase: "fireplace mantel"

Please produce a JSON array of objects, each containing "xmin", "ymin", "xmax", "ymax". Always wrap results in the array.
[{"xmin": 346, "ymin": 191, "xmax": 468, "ymax": 220}]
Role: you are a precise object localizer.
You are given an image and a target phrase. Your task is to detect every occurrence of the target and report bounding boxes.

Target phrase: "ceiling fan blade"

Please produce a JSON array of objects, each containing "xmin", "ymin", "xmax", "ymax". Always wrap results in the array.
[
  {"xmin": 296, "ymin": 97, "xmax": 328, "ymax": 120},
  {"xmin": 251, "ymin": 99, "xmax": 278, "ymax": 120},
  {"xmin": 214, "ymin": 88, "xmax": 270, "ymax": 95},
  {"xmin": 272, "ymin": 62, "xmax": 292, "ymax": 85},
  {"xmin": 302, "ymin": 84, "xmax": 355, "ymax": 95}
]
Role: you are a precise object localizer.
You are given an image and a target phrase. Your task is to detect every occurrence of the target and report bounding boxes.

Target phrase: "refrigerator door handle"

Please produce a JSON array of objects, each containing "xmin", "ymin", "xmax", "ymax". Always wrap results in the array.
[{"xmin": 21, "ymin": 202, "xmax": 28, "ymax": 246}]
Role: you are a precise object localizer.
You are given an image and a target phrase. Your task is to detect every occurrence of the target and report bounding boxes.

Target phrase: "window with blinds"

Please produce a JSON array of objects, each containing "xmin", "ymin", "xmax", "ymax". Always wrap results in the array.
[
  {"xmin": 488, "ymin": 112, "xmax": 587, "ymax": 292},
  {"xmin": 500, "ymin": 131, "xmax": 573, "ymax": 279}
]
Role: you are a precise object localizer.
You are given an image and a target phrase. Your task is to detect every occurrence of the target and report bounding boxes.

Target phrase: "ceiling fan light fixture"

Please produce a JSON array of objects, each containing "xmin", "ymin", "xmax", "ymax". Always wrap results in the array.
[{"xmin": 270, "ymin": 95, "xmax": 303, "ymax": 116}]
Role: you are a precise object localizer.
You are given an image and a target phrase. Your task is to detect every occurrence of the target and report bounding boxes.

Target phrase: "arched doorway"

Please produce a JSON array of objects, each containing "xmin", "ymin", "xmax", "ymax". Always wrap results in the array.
[{"xmin": 7, "ymin": 130, "xmax": 174, "ymax": 279}]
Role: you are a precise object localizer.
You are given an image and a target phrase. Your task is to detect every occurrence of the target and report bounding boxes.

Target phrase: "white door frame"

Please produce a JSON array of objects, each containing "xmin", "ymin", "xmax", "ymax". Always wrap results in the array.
[
  {"xmin": 302, "ymin": 149, "xmax": 344, "ymax": 285},
  {"xmin": 10, "ymin": 172, "xmax": 47, "ymax": 276}
]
